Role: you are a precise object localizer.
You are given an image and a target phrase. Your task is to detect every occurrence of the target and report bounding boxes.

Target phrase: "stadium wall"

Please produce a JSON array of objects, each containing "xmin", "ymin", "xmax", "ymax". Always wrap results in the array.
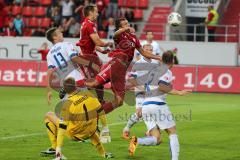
[
  {"xmin": 0, "ymin": 60, "xmax": 240, "ymax": 93},
  {"xmin": 0, "ymin": 37, "xmax": 238, "ymax": 66}
]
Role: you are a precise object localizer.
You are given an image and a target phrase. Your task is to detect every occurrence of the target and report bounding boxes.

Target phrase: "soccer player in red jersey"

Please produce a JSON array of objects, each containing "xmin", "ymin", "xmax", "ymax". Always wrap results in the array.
[
  {"xmin": 83, "ymin": 18, "xmax": 162, "ymax": 114},
  {"xmin": 76, "ymin": 4, "xmax": 113, "ymax": 142},
  {"xmin": 76, "ymin": 4, "xmax": 112, "ymax": 102}
]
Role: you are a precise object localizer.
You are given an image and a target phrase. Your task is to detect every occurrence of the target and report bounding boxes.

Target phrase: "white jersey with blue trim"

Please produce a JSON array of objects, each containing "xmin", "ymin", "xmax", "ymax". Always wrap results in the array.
[
  {"xmin": 47, "ymin": 42, "xmax": 84, "ymax": 81},
  {"xmin": 143, "ymin": 68, "xmax": 173, "ymax": 104},
  {"xmin": 130, "ymin": 57, "xmax": 158, "ymax": 96}
]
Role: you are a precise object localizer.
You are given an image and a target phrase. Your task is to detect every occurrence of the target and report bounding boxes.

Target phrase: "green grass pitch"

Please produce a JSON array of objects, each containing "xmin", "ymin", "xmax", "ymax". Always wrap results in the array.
[{"xmin": 0, "ymin": 87, "xmax": 240, "ymax": 160}]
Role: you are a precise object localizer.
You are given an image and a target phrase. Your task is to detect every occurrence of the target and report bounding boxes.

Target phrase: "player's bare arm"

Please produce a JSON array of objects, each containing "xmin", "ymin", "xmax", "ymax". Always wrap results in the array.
[
  {"xmin": 137, "ymin": 47, "xmax": 162, "ymax": 62},
  {"xmin": 127, "ymin": 77, "xmax": 145, "ymax": 91},
  {"xmin": 46, "ymin": 69, "xmax": 54, "ymax": 105},
  {"xmin": 95, "ymin": 46, "xmax": 111, "ymax": 54},
  {"xmin": 159, "ymin": 83, "xmax": 191, "ymax": 96},
  {"xmin": 90, "ymin": 33, "xmax": 113, "ymax": 47},
  {"xmin": 113, "ymin": 27, "xmax": 133, "ymax": 39}
]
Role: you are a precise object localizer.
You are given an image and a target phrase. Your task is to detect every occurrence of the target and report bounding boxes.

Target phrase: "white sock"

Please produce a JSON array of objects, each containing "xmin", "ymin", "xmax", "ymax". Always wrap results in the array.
[
  {"xmin": 126, "ymin": 113, "xmax": 139, "ymax": 129},
  {"xmin": 169, "ymin": 134, "xmax": 180, "ymax": 160},
  {"xmin": 138, "ymin": 136, "xmax": 157, "ymax": 146},
  {"xmin": 102, "ymin": 126, "xmax": 109, "ymax": 133}
]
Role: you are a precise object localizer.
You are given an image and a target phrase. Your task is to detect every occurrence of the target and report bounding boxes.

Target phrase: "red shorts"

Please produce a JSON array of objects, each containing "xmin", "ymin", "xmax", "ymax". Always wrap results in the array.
[
  {"xmin": 96, "ymin": 58, "xmax": 128, "ymax": 99},
  {"xmin": 79, "ymin": 54, "xmax": 102, "ymax": 78}
]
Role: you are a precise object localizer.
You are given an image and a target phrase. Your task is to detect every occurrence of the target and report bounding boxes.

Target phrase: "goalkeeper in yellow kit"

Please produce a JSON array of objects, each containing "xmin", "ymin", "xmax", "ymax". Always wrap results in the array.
[{"xmin": 41, "ymin": 77, "xmax": 113, "ymax": 159}]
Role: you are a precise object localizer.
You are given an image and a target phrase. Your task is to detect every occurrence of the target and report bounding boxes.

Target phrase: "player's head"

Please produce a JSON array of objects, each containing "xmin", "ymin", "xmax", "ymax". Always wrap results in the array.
[
  {"xmin": 115, "ymin": 17, "xmax": 129, "ymax": 30},
  {"xmin": 143, "ymin": 44, "xmax": 153, "ymax": 53},
  {"xmin": 162, "ymin": 50, "xmax": 174, "ymax": 68},
  {"xmin": 46, "ymin": 27, "xmax": 64, "ymax": 44},
  {"xmin": 63, "ymin": 77, "xmax": 77, "ymax": 94},
  {"xmin": 84, "ymin": 4, "xmax": 98, "ymax": 21},
  {"xmin": 146, "ymin": 31, "xmax": 154, "ymax": 41}
]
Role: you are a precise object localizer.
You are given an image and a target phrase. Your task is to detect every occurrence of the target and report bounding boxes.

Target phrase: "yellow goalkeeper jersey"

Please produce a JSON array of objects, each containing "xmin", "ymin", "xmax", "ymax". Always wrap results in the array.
[{"xmin": 60, "ymin": 90, "xmax": 101, "ymax": 140}]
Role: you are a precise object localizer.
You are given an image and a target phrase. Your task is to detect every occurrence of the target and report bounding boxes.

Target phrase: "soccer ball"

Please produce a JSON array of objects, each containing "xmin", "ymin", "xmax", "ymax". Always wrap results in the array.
[{"xmin": 167, "ymin": 12, "xmax": 182, "ymax": 27}]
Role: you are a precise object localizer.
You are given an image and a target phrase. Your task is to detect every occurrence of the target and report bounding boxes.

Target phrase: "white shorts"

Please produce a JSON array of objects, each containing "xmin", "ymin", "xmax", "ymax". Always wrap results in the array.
[{"xmin": 142, "ymin": 103, "xmax": 176, "ymax": 131}]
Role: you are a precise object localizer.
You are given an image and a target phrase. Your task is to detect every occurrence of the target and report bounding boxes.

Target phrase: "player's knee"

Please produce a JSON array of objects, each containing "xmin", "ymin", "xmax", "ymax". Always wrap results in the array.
[
  {"xmin": 116, "ymin": 100, "xmax": 123, "ymax": 107},
  {"xmin": 116, "ymin": 97, "xmax": 124, "ymax": 106},
  {"xmin": 44, "ymin": 112, "xmax": 54, "ymax": 120}
]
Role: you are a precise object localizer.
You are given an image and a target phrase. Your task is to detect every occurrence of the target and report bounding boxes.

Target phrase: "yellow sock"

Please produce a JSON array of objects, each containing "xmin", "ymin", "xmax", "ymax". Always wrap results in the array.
[
  {"xmin": 99, "ymin": 112, "xmax": 107, "ymax": 128},
  {"xmin": 44, "ymin": 119, "xmax": 57, "ymax": 149},
  {"xmin": 90, "ymin": 133, "xmax": 105, "ymax": 157}
]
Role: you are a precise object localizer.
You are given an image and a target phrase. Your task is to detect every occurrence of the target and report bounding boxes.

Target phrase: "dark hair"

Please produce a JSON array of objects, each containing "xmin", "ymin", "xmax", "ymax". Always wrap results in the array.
[
  {"xmin": 162, "ymin": 50, "xmax": 174, "ymax": 65},
  {"xmin": 63, "ymin": 78, "xmax": 77, "ymax": 94},
  {"xmin": 115, "ymin": 17, "xmax": 127, "ymax": 30},
  {"xmin": 46, "ymin": 27, "xmax": 57, "ymax": 43},
  {"xmin": 145, "ymin": 31, "xmax": 153, "ymax": 35},
  {"xmin": 83, "ymin": 4, "xmax": 97, "ymax": 17}
]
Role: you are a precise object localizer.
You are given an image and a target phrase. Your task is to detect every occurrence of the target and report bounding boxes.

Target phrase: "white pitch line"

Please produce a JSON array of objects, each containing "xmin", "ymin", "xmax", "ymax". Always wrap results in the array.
[
  {"xmin": 0, "ymin": 132, "xmax": 44, "ymax": 140},
  {"xmin": 1, "ymin": 120, "xmax": 239, "ymax": 141},
  {"xmin": 0, "ymin": 122, "xmax": 127, "ymax": 141}
]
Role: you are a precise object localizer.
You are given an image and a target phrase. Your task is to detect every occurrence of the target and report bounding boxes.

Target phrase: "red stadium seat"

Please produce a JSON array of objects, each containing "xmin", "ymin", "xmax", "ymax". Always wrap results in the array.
[
  {"xmin": 126, "ymin": 0, "xmax": 137, "ymax": 8},
  {"xmin": 22, "ymin": 6, "xmax": 33, "ymax": 17},
  {"xmin": 23, "ymin": 17, "xmax": 29, "ymax": 26},
  {"xmin": 98, "ymin": 31, "xmax": 107, "ymax": 38},
  {"xmin": 118, "ymin": 0, "xmax": 124, "ymax": 7},
  {"xmin": 4, "ymin": 16, "xmax": 14, "ymax": 27},
  {"xmin": 41, "ymin": 17, "xmax": 51, "ymax": 28},
  {"xmin": 134, "ymin": 9, "xmax": 143, "ymax": 19},
  {"xmin": 104, "ymin": 0, "xmax": 110, "ymax": 4},
  {"xmin": 138, "ymin": 0, "xmax": 149, "ymax": 8},
  {"xmin": 12, "ymin": 6, "xmax": 21, "ymax": 16},
  {"xmin": 140, "ymin": 33, "xmax": 163, "ymax": 40},
  {"xmin": 4, "ymin": 6, "xmax": 11, "ymax": 14},
  {"xmin": 143, "ymin": 25, "xmax": 164, "ymax": 32},
  {"xmin": 34, "ymin": 6, "xmax": 46, "ymax": 17},
  {"xmin": 41, "ymin": 0, "xmax": 52, "ymax": 6},
  {"xmin": 23, "ymin": 28, "xmax": 33, "ymax": 36},
  {"xmin": 28, "ymin": 17, "xmax": 39, "ymax": 28}
]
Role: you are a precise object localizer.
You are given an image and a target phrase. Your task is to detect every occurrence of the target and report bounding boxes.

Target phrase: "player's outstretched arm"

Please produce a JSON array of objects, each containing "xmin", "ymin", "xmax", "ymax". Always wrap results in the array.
[
  {"xmin": 169, "ymin": 89, "xmax": 192, "ymax": 96},
  {"xmin": 54, "ymin": 122, "xmax": 68, "ymax": 159},
  {"xmin": 137, "ymin": 47, "xmax": 162, "ymax": 62},
  {"xmin": 114, "ymin": 27, "xmax": 135, "ymax": 39},
  {"xmin": 90, "ymin": 33, "xmax": 113, "ymax": 47},
  {"xmin": 159, "ymin": 83, "xmax": 191, "ymax": 96}
]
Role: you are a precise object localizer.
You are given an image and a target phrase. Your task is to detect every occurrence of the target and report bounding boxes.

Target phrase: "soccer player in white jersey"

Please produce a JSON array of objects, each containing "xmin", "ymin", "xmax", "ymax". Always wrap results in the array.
[
  {"xmin": 135, "ymin": 31, "xmax": 162, "ymax": 61},
  {"xmin": 128, "ymin": 51, "xmax": 191, "ymax": 160},
  {"xmin": 123, "ymin": 44, "xmax": 158, "ymax": 139},
  {"xmin": 42, "ymin": 27, "xmax": 102, "ymax": 156},
  {"xmin": 45, "ymin": 27, "xmax": 101, "ymax": 104}
]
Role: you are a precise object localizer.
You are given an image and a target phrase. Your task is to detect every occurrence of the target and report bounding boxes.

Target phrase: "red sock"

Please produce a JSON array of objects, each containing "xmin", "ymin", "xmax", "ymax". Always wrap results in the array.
[
  {"xmin": 96, "ymin": 85, "xmax": 104, "ymax": 103},
  {"xmin": 102, "ymin": 102, "xmax": 115, "ymax": 114},
  {"xmin": 76, "ymin": 79, "xmax": 86, "ymax": 87}
]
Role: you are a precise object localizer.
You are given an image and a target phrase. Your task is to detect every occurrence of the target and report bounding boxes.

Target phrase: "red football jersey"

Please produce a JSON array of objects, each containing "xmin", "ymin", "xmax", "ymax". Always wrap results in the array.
[
  {"xmin": 112, "ymin": 32, "xmax": 141, "ymax": 63},
  {"xmin": 77, "ymin": 18, "xmax": 98, "ymax": 56}
]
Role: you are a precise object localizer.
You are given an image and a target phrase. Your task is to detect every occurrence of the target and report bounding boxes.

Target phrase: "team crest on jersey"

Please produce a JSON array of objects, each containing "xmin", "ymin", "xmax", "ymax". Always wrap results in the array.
[{"xmin": 117, "ymin": 40, "xmax": 135, "ymax": 51}]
